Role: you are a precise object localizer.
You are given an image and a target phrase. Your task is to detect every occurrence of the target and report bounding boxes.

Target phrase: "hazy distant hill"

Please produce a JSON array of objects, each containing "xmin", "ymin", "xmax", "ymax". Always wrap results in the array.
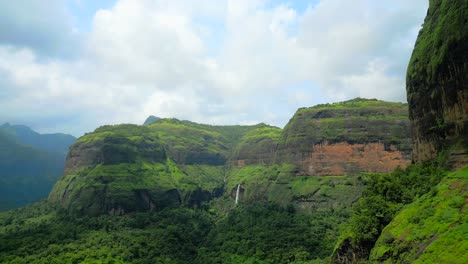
[
  {"xmin": 0, "ymin": 123, "xmax": 76, "ymax": 154},
  {"xmin": 0, "ymin": 124, "xmax": 76, "ymax": 211}
]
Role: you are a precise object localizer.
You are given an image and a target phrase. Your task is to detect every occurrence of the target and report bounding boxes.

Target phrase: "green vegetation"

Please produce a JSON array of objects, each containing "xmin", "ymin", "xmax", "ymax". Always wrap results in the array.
[
  {"xmin": 230, "ymin": 125, "xmax": 281, "ymax": 165},
  {"xmin": 406, "ymin": 0, "xmax": 468, "ymax": 163},
  {"xmin": 369, "ymin": 167, "xmax": 468, "ymax": 263},
  {"xmin": 333, "ymin": 161, "xmax": 448, "ymax": 262},
  {"xmin": 298, "ymin": 98, "xmax": 407, "ymax": 113},
  {"xmin": 407, "ymin": 0, "xmax": 468, "ymax": 86},
  {"xmin": 199, "ymin": 203, "xmax": 344, "ymax": 263},
  {"xmin": 0, "ymin": 199, "xmax": 350, "ymax": 264},
  {"xmin": 0, "ymin": 202, "xmax": 213, "ymax": 263},
  {"xmin": 224, "ymin": 164, "xmax": 364, "ymax": 210},
  {"xmin": 49, "ymin": 160, "xmax": 226, "ymax": 215}
]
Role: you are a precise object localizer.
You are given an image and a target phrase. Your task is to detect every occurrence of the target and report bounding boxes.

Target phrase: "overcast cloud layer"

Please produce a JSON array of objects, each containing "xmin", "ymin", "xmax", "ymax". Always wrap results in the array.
[{"xmin": 0, "ymin": 0, "xmax": 428, "ymax": 136}]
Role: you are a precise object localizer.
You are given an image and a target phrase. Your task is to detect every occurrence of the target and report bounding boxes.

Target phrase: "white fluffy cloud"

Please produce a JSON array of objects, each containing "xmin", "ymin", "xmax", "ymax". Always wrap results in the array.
[{"xmin": 0, "ymin": 0, "xmax": 428, "ymax": 136}]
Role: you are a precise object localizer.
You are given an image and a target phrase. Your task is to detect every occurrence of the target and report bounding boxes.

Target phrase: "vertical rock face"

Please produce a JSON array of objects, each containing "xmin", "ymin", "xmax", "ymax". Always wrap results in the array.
[
  {"xmin": 276, "ymin": 98, "xmax": 412, "ymax": 175},
  {"xmin": 406, "ymin": 0, "xmax": 468, "ymax": 168}
]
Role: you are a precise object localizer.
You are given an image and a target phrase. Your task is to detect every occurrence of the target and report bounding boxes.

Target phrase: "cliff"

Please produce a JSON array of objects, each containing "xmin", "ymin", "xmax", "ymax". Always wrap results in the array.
[
  {"xmin": 367, "ymin": 1, "xmax": 468, "ymax": 261},
  {"xmin": 48, "ymin": 121, "xmax": 261, "ymax": 215},
  {"xmin": 276, "ymin": 98, "xmax": 411, "ymax": 175},
  {"xmin": 406, "ymin": 0, "xmax": 468, "ymax": 168},
  {"xmin": 49, "ymin": 99, "xmax": 412, "ymax": 216}
]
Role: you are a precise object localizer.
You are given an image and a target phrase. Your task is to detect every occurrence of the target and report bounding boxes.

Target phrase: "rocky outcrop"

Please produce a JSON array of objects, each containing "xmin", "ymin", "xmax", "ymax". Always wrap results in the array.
[
  {"xmin": 276, "ymin": 98, "xmax": 412, "ymax": 175},
  {"xmin": 306, "ymin": 142, "xmax": 409, "ymax": 176},
  {"xmin": 406, "ymin": 0, "xmax": 468, "ymax": 168}
]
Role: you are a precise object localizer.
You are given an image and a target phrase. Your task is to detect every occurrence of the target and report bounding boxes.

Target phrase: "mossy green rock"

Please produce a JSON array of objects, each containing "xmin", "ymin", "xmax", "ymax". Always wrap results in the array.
[
  {"xmin": 224, "ymin": 164, "xmax": 365, "ymax": 212},
  {"xmin": 230, "ymin": 125, "xmax": 281, "ymax": 165},
  {"xmin": 276, "ymin": 98, "xmax": 411, "ymax": 172},
  {"xmin": 48, "ymin": 123, "xmax": 230, "ymax": 215},
  {"xmin": 406, "ymin": 0, "xmax": 468, "ymax": 168}
]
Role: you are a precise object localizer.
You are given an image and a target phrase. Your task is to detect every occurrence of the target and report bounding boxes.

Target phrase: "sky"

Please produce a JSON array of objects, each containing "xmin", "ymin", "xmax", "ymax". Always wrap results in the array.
[{"xmin": 0, "ymin": 0, "xmax": 429, "ymax": 136}]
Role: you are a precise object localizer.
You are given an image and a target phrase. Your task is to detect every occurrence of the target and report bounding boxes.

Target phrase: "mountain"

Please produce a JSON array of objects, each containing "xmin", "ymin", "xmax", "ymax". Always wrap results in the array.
[
  {"xmin": 48, "ymin": 98, "xmax": 411, "ymax": 216},
  {"xmin": 0, "ymin": 123, "xmax": 76, "ymax": 154},
  {"xmin": 0, "ymin": 124, "xmax": 76, "ymax": 211},
  {"xmin": 1, "ymin": 1, "xmax": 466, "ymax": 263},
  {"xmin": 143, "ymin": 115, "xmax": 160, "ymax": 125}
]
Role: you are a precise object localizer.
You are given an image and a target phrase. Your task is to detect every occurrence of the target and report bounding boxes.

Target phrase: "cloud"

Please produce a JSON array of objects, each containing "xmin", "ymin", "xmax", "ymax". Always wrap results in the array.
[
  {"xmin": 0, "ymin": 0, "xmax": 78, "ymax": 58},
  {"xmin": 0, "ymin": 0, "xmax": 428, "ymax": 136}
]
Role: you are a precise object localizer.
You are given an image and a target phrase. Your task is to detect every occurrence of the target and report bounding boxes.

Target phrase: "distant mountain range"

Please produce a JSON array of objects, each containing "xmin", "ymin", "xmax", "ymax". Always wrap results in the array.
[{"xmin": 0, "ymin": 123, "xmax": 76, "ymax": 211}]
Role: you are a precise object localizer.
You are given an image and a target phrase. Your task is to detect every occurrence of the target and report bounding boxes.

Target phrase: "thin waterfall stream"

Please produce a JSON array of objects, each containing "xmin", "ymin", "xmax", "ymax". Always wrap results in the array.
[{"xmin": 235, "ymin": 184, "xmax": 240, "ymax": 205}]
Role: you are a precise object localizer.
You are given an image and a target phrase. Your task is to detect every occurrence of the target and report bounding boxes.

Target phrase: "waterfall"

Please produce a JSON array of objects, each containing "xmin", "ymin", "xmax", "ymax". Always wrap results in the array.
[{"xmin": 235, "ymin": 184, "xmax": 241, "ymax": 205}]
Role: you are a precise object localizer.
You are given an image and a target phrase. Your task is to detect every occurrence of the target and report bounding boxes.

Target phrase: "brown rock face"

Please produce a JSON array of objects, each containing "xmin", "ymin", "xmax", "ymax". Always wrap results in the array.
[
  {"xmin": 304, "ymin": 142, "xmax": 409, "ymax": 176},
  {"xmin": 406, "ymin": 0, "xmax": 468, "ymax": 168}
]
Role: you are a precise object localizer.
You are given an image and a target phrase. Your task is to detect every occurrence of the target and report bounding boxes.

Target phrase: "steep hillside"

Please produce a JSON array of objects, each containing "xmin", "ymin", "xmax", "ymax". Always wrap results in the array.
[
  {"xmin": 406, "ymin": 0, "xmax": 468, "ymax": 168},
  {"xmin": 276, "ymin": 98, "xmax": 411, "ymax": 175},
  {"xmin": 369, "ymin": 167, "xmax": 467, "ymax": 263}
]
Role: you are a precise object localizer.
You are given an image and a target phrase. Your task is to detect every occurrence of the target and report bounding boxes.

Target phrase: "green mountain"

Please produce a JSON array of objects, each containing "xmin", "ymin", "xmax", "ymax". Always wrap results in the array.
[
  {"xmin": 48, "ymin": 99, "xmax": 410, "ymax": 216},
  {"xmin": 332, "ymin": 0, "xmax": 467, "ymax": 262},
  {"xmin": 0, "ymin": 124, "xmax": 76, "ymax": 211},
  {"xmin": 276, "ymin": 98, "xmax": 411, "ymax": 175}
]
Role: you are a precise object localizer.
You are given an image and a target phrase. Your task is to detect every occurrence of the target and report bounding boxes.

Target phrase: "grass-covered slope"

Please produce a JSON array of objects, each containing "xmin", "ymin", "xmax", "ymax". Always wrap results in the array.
[
  {"xmin": 370, "ymin": 167, "xmax": 467, "ymax": 263},
  {"xmin": 406, "ymin": 0, "xmax": 468, "ymax": 167},
  {"xmin": 147, "ymin": 119, "xmax": 231, "ymax": 165},
  {"xmin": 229, "ymin": 125, "xmax": 281, "ymax": 165},
  {"xmin": 219, "ymin": 164, "xmax": 364, "ymax": 214}
]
